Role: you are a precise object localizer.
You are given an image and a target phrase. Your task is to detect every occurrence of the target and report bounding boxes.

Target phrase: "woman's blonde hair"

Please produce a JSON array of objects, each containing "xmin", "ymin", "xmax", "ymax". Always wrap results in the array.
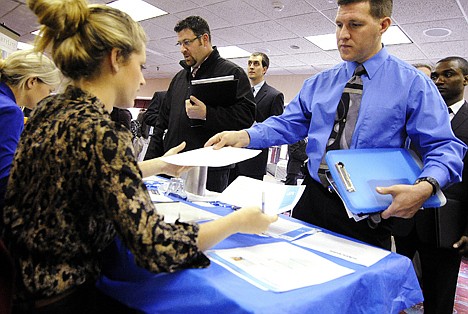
[
  {"xmin": 0, "ymin": 49, "xmax": 61, "ymax": 90},
  {"xmin": 27, "ymin": 0, "xmax": 147, "ymax": 80}
]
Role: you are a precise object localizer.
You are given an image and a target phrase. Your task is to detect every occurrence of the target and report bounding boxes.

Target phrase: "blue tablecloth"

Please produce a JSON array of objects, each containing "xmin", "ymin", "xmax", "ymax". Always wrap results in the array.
[{"xmin": 97, "ymin": 207, "xmax": 423, "ymax": 314}]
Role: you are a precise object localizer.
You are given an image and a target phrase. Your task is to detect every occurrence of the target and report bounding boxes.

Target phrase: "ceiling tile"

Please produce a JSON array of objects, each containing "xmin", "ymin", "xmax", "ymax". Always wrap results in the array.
[
  {"xmin": 392, "ymin": 0, "xmax": 463, "ymax": 24},
  {"xmin": 277, "ymin": 12, "xmax": 335, "ymax": 37},
  {"xmin": 240, "ymin": 21, "xmax": 297, "ymax": 41},
  {"xmin": 400, "ymin": 18, "xmax": 468, "ymax": 44},
  {"xmin": 205, "ymin": 0, "xmax": 269, "ymax": 25}
]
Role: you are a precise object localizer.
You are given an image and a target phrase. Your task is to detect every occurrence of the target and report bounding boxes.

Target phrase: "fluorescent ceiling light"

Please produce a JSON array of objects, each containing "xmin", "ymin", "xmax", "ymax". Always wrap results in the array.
[
  {"xmin": 305, "ymin": 33, "xmax": 336, "ymax": 50},
  {"xmin": 31, "ymin": 29, "xmax": 41, "ymax": 36},
  {"xmin": 107, "ymin": 0, "xmax": 167, "ymax": 22},
  {"xmin": 17, "ymin": 42, "xmax": 34, "ymax": 50},
  {"xmin": 217, "ymin": 46, "xmax": 251, "ymax": 59},
  {"xmin": 305, "ymin": 25, "xmax": 412, "ymax": 51}
]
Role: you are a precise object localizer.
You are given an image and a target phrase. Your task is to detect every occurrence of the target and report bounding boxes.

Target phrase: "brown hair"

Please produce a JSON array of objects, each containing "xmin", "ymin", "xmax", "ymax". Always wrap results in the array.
[
  {"xmin": 337, "ymin": 0, "xmax": 392, "ymax": 19},
  {"xmin": 27, "ymin": 0, "xmax": 147, "ymax": 80}
]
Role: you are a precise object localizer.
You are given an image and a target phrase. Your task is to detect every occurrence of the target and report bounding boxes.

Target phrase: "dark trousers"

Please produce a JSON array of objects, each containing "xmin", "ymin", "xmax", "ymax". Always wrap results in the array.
[
  {"xmin": 13, "ymin": 282, "xmax": 135, "ymax": 314},
  {"xmin": 394, "ymin": 229, "xmax": 461, "ymax": 314},
  {"xmin": 206, "ymin": 167, "xmax": 230, "ymax": 193},
  {"xmin": 292, "ymin": 175, "xmax": 392, "ymax": 250}
]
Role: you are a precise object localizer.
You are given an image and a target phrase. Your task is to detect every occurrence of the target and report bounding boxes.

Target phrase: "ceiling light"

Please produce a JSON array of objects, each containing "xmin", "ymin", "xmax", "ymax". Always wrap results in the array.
[
  {"xmin": 17, "ymin": 42, "xmax": 34, "ymax": 50},
  {"xmin": 272, "ymin": 1, "xmax": 284, "ymax": 12},
  {"xmin": 107, "ymin": 0, "xmax": 167, "ymax": 22},
  {"xmin": 217, "ymin": 46, "xmax": 251, "ymax": 59},
  {"xmin": 305, "ymin": 25, "xmax": 412, "ymax": 51},
  {"xmin": 423, "ymin": 27, "xmax": 451, "ymax": 38},
  {"xmin": 31, "ymin": 29, "xmax": 41, "ymax": 36}
]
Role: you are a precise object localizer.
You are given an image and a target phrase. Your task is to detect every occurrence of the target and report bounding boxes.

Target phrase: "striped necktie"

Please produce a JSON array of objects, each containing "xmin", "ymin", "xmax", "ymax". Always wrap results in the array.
[
  {"xmin": 318, "ymin": 64, "xmax": 366, "ymax": 187},
  {"xmin": 327, "ymin": 64, "xmax": 367, "ymax": 150}
]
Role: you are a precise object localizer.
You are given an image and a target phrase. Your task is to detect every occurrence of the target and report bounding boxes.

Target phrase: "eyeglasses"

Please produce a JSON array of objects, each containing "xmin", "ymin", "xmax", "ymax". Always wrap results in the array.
[{"xmin": 176, "ymin": 35, "xmax": 202, "ymax": 47}]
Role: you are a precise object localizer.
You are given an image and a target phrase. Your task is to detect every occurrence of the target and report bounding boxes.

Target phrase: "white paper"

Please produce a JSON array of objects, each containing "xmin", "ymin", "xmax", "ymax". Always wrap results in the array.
[
  {"xmin": 159, "ymin": 147, "xmax": 261, "ymax": 167},
  {"xmin": 207, "ymin": 242, "xmax": 354, "ymax": 292},
  {"xmin": 266, "ymin": 217, "xmax": 320, "ymax": 241},
  {"xmin": 293, "ymin": 232, "xmax": 391, "ymax": 267},
  {"xmin": 154, "ymin": 202, "xmax": 221, "ymax": 223},
  {"xmin": 217, "ymin": 176, "xmax": 305, "ymax": 215},
  {"xmin": 191, "ymin": 75, "xmax": 234, "ymax": 85}
]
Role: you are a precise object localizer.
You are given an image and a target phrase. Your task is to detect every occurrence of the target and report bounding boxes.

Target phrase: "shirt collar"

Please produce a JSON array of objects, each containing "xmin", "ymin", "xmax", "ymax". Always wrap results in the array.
[
  {"xmin": 0, "ymin": 82, "xmax": 16, "ymax": 103},
  {"xmin": 252, "ymin": 80, "xmax": 265, "ymax": 96},
  {"xmin": 345, "ymin": 46, "xmax": 388, "ymax": 80},
  {"xmin": 448, "ymin": 99, "xmax": 465, "ymax": 117}
]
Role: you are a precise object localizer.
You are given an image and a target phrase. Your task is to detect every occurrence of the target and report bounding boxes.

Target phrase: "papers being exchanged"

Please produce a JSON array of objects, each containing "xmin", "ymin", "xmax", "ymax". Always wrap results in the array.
[
  {"xmin": 207, "ymin": 242, "xmax": 354, "ymax": 292},
  {"xmin": 159, "ymin": 146, "xmax": 261, "ymax": 167},
  {"xmin": 217, "ymin": 176, "xmax": 305, "ymax": 215}
]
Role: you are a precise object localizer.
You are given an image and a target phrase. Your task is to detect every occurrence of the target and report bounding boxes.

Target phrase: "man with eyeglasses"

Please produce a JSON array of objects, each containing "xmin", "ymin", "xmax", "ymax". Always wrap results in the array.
[{"xmin": 151, "ymin": 16, "xmax": 255, "ymax": 192}]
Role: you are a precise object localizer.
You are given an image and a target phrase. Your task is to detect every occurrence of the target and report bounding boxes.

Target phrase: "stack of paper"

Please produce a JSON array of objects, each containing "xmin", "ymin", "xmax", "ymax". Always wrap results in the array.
[
  {"xmin": 217, "ymin": 176, "xmax": 305, "ymax": 215},
  {"xmin": 207, "ymin": 242, "xmax": 354, "ymax": 292}
]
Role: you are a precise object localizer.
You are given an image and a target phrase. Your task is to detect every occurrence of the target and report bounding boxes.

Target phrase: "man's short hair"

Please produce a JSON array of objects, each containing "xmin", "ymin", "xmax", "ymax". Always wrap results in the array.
[
  {"xmin": 337, "ymin": 0, "xmax": 392, "ymax": 19},
  {"xmin": 412, "ymin": 63, "xmax": 432, "ymax": 72},
  {"xmin": 437, "ymin": 56, "xmax": 468, "ymax": 76},
  {"xmin": 251, "ymin": 52, "xmax": 270, "ymax": 69},
  {"xmin": 174, "ymin": 16, "xmax": 211, "ymax": 41}
]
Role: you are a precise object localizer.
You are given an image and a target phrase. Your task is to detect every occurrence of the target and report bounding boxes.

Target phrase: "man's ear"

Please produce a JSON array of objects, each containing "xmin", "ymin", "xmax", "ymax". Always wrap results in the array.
[
  {"xmin": 26, "ymin": 77, "xmax": 37, "ymax": 90},
  {"xmin": 379, "ymin": 17, "xmax": 391, "ymax": 35},
  {"xmin": 110, "ymin": 48, "xmax": 121, "ymax": 73}
]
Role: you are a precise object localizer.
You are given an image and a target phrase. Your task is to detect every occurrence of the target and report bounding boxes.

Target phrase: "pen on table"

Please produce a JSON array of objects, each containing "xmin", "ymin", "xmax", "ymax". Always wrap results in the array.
[{"xmin": 261, "ymin": 191, "xmax": 265, "ymax": 214}]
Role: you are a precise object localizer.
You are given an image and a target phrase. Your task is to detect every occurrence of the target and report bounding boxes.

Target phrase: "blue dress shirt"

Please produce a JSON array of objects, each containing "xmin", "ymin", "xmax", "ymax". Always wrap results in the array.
[
  {"xmin": 0, "ymin": 82, "xmax": 24, "ymax": 182},
  {"xmin": 247, "ymin": 47, "xmax": 466, "ymax": 189}
]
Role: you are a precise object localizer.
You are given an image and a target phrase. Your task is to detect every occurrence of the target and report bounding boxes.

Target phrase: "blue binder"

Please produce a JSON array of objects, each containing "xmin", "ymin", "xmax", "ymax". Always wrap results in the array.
[{"xmin": 325, "ymin": 148, "xmax": 446, "ymax": 216}]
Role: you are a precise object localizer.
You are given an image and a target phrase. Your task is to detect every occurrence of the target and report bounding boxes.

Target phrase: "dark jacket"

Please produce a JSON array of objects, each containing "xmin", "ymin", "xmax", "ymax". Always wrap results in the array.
[
  {"xmin": 154, "ymin": 47, "xmax": 255, "ymax": 154},
  {"xmin": 237, "ymin": 83, "xmax": 284, "ymax": 178}
]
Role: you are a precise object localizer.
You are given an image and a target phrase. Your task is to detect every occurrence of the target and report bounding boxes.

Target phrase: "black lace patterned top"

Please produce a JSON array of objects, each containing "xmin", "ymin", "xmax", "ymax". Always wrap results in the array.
[{"xmin": 3, "ymin": 86, "xmax": 209, "ymax": 300}]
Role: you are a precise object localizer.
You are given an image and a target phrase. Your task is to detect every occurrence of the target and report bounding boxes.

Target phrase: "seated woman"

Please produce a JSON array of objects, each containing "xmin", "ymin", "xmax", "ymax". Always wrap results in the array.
[
  {"xmin": 2, "ymin": 0, "xmax": 277, "ymax": 313},
  {"xmin": 0, "ymin": 49, "xmax": 61, "ymax": 212}
]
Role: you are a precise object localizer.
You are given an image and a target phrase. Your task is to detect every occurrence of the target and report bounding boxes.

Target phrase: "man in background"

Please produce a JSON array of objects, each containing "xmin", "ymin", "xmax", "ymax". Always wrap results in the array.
[
  {"xmin": 152, "ymin": 16, "xmax": 255, "ymax": 192},
  {"xmin": 394, "ymin": 56, "xmax": 468, "ymax": 314},
  {"xmin": 230, "ymin": 52, "xmax": 284, "ymax": 182},
  {"xmin": 144, "ymin": 91, "xmax": 167, "ymax": 160}
]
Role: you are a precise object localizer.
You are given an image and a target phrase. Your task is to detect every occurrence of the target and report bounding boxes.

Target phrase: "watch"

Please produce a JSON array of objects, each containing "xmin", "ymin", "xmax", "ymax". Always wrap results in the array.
[{"xmin": 414, "ymin": 177, "xmax": 439, "ymax": 195}]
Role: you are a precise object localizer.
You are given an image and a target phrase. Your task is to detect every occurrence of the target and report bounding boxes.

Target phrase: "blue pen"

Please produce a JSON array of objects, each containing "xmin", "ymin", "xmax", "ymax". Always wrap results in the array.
[{"xmin": 261, "ymin": 191, "xmax": 265, "ymax": 214}]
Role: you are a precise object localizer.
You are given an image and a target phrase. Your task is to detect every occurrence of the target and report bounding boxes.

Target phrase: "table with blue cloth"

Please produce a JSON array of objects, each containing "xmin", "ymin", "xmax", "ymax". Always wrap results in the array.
[{"xmin": 97, "ymin": 201, "xmax": 423, "ymax": 314}]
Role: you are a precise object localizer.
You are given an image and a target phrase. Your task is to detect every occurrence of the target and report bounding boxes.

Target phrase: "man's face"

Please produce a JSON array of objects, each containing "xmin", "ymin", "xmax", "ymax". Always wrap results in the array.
[
  {"xmin": 177, "ymin": 28, "xmax": 205, "ymax": 67},
  {"xmin": 431, "ymin": 60, "xmax": 468, "ymax": 106},
  {"xmin": 335, "ymin": 1, "xmax": 388, "ymax": 64},
  {"xmin": 247, "ymin": 55, "xmax": 266, "ymax": 81}
]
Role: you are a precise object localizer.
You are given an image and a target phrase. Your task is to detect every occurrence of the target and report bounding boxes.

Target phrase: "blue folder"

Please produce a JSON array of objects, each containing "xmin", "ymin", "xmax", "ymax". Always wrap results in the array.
[{"xmin": 325, "ymin": 148, "xmax": 446, "ymax": 216}]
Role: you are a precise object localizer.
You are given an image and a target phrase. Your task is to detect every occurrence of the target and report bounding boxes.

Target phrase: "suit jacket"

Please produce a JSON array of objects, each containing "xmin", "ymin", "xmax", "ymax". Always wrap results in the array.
[
  {"xmin": 238, "ymin": 83, "xmax": 284, "ymax": 177},
  {"xmin": 392, "ymin": 101, "xmax": 468, "ymax": 241}
]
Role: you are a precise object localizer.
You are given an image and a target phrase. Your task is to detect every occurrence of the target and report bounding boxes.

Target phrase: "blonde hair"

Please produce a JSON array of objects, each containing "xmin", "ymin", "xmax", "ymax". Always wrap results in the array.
[
  {"xmin": 0, "ymin": 49, "xmax": 61, "ymax": 90},
  {"xmin": 27, "ymin": 0, "xmax": 147, "ymax": 81}
]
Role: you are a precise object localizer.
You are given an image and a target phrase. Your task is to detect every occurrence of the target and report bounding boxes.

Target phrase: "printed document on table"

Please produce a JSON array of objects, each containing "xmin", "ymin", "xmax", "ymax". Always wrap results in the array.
[
  {"xmin": 207, "ymin": 242, "xmax": 354, "ymax": 292},
  {"xmin": 293, "ymin": 232, "xmax": 391, "ymax": 267},
  {"xmin": 159, "ymin": 147, "xmax": 261, "ymax": 167},
  {"xmin": 266, "ymin": 216, "xmax": 320, "ymax": 241},
  {"xmin": 154, "ymin": 202, "xmax": 221, "ymax": 223},
  {"xmin": 217, "ymin": 176, "xmax": 305, "ymax": 215}
]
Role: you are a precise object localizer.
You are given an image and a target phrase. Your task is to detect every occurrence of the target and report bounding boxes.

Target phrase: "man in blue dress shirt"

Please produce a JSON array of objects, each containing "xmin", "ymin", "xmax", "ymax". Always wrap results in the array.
[{"xmin": 205, "ymin": 0, "xmax": 466, "ymax": 249}]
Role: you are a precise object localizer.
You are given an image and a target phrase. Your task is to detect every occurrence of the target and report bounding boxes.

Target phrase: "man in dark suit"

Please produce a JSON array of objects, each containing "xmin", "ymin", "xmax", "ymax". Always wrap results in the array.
[
  {"xmin": 143, "ymin": 91, "xmax": 167, "ymax": 160},
  {"xmin": 230, "ymin": 52, "xmax": 284, "ymax": 182},
  {"xmin": 393, "ymin": 56, "xmax": 468, "ymax": 314}
]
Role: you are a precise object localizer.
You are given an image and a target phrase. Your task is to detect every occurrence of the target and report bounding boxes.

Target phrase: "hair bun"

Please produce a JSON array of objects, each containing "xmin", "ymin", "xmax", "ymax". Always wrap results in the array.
[{"xmin": 27, "ymin": 0, "xmax": 89, "ymax": 40}]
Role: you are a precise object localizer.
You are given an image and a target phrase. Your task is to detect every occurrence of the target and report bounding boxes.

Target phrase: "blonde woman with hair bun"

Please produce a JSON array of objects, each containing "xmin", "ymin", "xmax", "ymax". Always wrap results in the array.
[
  {"xmin": 3, "ymin": 0, "xmax": 276, "ymax": 312},
  {"xmin": 0, "ymin": 49, "xmax": 60, "ymax": 213}
]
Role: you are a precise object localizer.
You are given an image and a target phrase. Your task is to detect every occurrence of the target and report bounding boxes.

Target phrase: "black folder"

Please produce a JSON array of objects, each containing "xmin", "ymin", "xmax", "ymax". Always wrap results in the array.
[
  {"xmin": 435, "ymin": 199, "xmax": 466, "ymax": 249},
  {"xmin": 325, "ymin": 148, "xmax": 446, "ymax": 217},
  {"xmin": 190, "ymin": 75, "xmax": 239, "ymax": 107}
]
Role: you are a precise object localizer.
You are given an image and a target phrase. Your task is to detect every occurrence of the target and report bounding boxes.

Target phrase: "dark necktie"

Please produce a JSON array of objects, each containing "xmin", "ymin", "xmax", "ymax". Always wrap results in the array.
[
  {"xmin": 327, "ymin": 64, "xmax": 367, "ymax": 150},
  {"xmin": 448, "ymin": 107, "xmax": 453, "ymax": 114},
  {"xmin": 318, "ymin": 64, "xmax": 366, "ymax": 186},
  {"xmin": 251, "ymin": 87, "xmax": 256, "ymax": 97}
]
